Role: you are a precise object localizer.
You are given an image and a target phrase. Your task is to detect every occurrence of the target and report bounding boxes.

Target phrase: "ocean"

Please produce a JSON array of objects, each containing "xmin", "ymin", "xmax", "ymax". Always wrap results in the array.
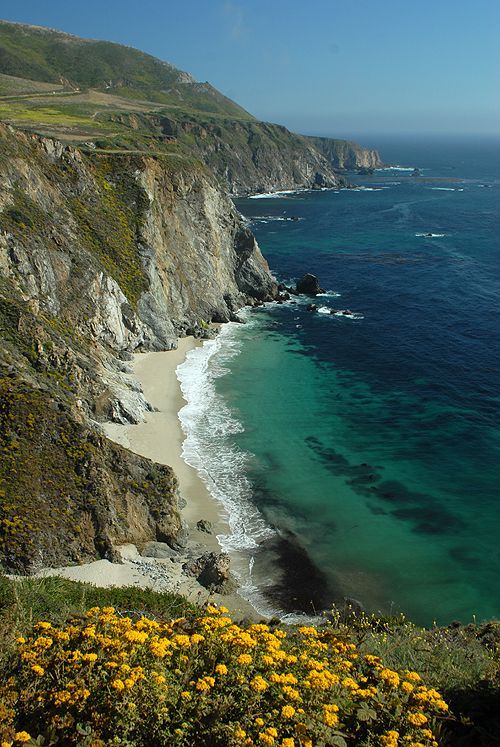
[{"xmin": 177, "ymin": 135, "xmax": 500, "ymax": 626}]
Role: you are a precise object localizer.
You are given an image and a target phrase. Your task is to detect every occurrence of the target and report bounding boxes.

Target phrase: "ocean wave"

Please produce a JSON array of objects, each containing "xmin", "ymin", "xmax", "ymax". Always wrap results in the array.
[
  {"xmin": 316, "ymin": 290, "xmax": 341, "ymax": 297},
  {"xmin": 177, "ymin": 321, "xmax": 293, "ymax": 617},
  {"xmin": 248, "ymin": 189, "xmax": 302, "ymax": 199},
  {"xmin": 415, "ymin": 232, "xmax": 446, "ymax": 238},
  {"xmin": 429, "ymin": 187, "xmax": 464, "ymax": 191},
  {"xmin": 249, "ymin": 215, "xmax": 303, "ymax": 223},
  {"xmin": 331, "ymin": 311, "xmax": 364, "ymax": 320},
  {"xmin": 316, "ymin": 306, "xmax": 364, "ymax": 319},
  {"xmin": 341, "ymin": 186, "xmax": 386, "ymax": 192},
  {"xmin": 376, "ymin": 165, "xmax": 420, "ymax": 172}
]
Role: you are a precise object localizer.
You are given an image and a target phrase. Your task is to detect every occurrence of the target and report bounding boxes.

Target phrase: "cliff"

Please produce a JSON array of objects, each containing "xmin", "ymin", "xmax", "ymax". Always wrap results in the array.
[
  {"xmin": 0, "ymin": 122, "xmax": 277, "ymax": 572},
  {"xmin": 99, "ymin": 111, "xmax": 350, "ymax": 195},
  {"xmin": 307, "ymin": 136, "xmax": 383, "ymax": 170}
]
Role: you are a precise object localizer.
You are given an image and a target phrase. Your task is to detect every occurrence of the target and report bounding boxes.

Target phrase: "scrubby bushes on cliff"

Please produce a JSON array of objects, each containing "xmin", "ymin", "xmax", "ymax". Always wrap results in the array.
[{"xmin": 0, "ymin": 604, "xmax": 448, "ymax": 746}]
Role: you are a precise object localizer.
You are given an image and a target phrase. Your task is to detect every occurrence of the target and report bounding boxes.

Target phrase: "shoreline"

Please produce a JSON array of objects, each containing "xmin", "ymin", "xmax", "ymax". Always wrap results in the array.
[{"xmin": 34, "ymin": 337, "xmax": 260, "ymax": 620}]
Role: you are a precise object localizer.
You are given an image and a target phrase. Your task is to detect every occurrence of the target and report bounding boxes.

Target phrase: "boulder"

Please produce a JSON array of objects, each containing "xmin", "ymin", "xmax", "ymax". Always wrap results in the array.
[
  {"xmin": 306, "ymin": 303, "xmax": 317, "ymax": 312},
  {"xmin": 296, "ymin": 274, "xmax": 325, "ymax": 296},
  {"xmin": 141, "ymin": 541, "xmax": 179, "ymax": 560},
  {"xmin": 183, "ymin": 552, "xmax": 237, "ymax": 594},
  {"xmin": 196, "ymin": 519, "xmax": 213, "ymax": 534}
]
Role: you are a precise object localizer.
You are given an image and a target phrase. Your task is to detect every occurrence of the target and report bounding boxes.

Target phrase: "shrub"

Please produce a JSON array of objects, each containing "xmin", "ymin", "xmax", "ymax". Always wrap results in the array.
[{"xmin": 0, "ymin": 604, "xmax": 448, "ymax": 746}]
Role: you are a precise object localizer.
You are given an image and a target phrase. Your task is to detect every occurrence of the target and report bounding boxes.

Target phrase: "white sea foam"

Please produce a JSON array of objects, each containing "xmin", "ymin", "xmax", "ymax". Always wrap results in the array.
[
  {"xmin": 250, "ymin": 215, "xmax": 303, "ymax": 223},
  {"xmin": 331, "ymin": 311, "xmax": 364, "ymax": 320},
  {"xmin": 316, "ymin": 290, "xmax": 341, "ymax": 297},
  {"xmin": 315, "ymin": 306, "xmax": 364, "ymax": 319},
  {"xmin": 376, "ymin": 165, "xmax": 419, "ymax": 172},
  {"xmin": 248, "ymin": 189, "xmax": 301, "ymax": 199},
  {"xmin": 415, "ymin": 232, "xmax": 446, "ymax": 238},
  {"xmin": 430, "ymin": 187, "xmax": 464, "ymax": 191},
  {"xmin": 341, "ymin": 186, "xmax": 386, "ymax": 192},
  {"xmin": 176, "ymin": 320, "xmax": 291, "ymax": 616}
]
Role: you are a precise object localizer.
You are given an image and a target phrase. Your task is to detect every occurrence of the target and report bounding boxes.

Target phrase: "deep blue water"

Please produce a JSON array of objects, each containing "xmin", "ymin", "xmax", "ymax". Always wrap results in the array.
[{"xmin": 179, "ymin": 137, "xmax": 500, "ymax": 626}]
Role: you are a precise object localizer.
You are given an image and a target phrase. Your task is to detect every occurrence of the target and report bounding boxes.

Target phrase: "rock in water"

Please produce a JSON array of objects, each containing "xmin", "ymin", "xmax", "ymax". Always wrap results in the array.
[{"xmin": 296, "ymin": 274, "xmax": 325, "ymax": 295}]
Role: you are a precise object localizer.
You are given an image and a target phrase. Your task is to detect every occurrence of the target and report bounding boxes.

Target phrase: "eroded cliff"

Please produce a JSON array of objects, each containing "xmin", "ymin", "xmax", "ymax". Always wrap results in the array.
[{"xmin": 0, "ymin": 122, "xmax": 277, "ymax": 571}]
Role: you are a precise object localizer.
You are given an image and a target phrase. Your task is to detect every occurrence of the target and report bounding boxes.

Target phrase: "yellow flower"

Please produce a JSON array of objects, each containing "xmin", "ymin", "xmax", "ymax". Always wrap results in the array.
[
  {"xmin": 14, "ymin": 735, "xmax": 31, "ymax": 744},
  {"xmin": 250, "ymin": 675, "xmax": 269, "ymax": 692},
  {"xmin": 379, "ymin": 668, "xmax": 400, "ymax": 688},
  {"xmin": 112, "ymin": 678, "xmax": 126, "ymax": 692},
  {"xmin": 255, "ymin": 718, "xmax": 265, "ymax": 727},
  {"xmin": 190, "ymin": 633, "xmax": 205, "ymax": 644},
  {"xmin": 31, "ymin": 664, "xmax": 45, "ymax": 676},
  {"xmin": 282, "ymin": 685, "xmax": 300, "ymax": 700},
  {"xmin": 379, "ymin": 730, "xmax": 399, "ymax": 747},
  {"xmin": 237, "ymin": 653, "xmax": 253, "ymax": 666},
  {"xmin": 405, "ymin": 671, "xmax": 421, "ymax": 682},
  {"xmin": 281, "ymin": 705, "xmax": 295, "ymax": 718},
  {"xmin": 216, "ymin": 663, "xmax": 228, "ymax": 675},
  {"xmin": 401, "ymin": 681, "xmax": 414, "ymax": 693},
  {"xmin": 258, "ymin": 734, "xmax": 274, "ymax": 746},
  {"xmin": 124, "ymin": 630, "xmax": 149, "ymax": 644},
  {"xmin": 235, "ymin": 727, "xmax": 247, "ymax": 739},
  {"xmin": 35, "ymin": 621, "xmax": 52, "ymax": 630},
  {"xmin": 180, "ymin": 691, "xmax": 191, "ymax": 700},
  {"xmin": 82, "ymin": 653, "xmax": 98, "ymax": 663},
  {"xmin": 281, "ymin": 740, "xmax": 295, "ymax": 747},
  {"xmin": 407, "ymin": 712, "xmax": 428, "ymax": 726}
]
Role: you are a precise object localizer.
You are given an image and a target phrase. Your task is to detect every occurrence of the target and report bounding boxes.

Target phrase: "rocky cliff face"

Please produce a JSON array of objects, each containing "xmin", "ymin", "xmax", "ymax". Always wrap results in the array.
[
  {"xmin": 99, "ymin": 113, "xmax": 351, "ymax": 195},
  {"xmin": 306, "ymin": 137, "xmax": 383, "ymax": 170},
  {"xmin": 0, "ymin": 122, "xmax": 278, "ymax": 572}
]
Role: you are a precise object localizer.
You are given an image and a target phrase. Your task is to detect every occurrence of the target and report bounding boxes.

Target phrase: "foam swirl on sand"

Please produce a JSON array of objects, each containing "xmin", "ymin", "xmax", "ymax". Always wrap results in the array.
[{"xmin": 176, "ymin": 322, "xmax": 295, "ymax": 617}]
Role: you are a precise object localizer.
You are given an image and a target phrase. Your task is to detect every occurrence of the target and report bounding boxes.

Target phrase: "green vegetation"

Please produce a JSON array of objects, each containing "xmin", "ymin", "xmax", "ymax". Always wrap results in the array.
[
  {"xmin": 0, "ymin": 580, "xmax": 497, "ymax": 745},
  {"xmin": 69, "ymin": 157, "xmax": 149, "ymax": 308},
  {"xmin": 0, "ymin": 20, "xmax": 253, "ymax": 118}
]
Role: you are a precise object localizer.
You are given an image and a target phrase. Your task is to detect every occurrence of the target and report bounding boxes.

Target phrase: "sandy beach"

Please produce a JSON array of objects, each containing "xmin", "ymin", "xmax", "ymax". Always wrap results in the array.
[{"xmin": 34, "ymin": 337, "xmax": 259, "ymax": 619}]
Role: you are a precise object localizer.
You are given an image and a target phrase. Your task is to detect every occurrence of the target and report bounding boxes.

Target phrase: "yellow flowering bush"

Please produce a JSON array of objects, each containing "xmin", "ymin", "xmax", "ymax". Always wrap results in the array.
[{"xmin": 0, "ymin": 605, "xmax": 448, "ymax": 746}]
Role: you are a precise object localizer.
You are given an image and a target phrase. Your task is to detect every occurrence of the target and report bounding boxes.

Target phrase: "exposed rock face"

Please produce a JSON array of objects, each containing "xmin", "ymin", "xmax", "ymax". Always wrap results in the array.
[
  {"xmin": 0, "ymin": 122, "xmax": 278, "ymax": 573},
  {"xmin": 183, "ymin": 552, "xmax": 236, "ymax": 594},
  {"xmin": 306, "ymin": 137, "xmax": 382, "ymax": 171},
  {"xmin": 104, "ymin": 113, "xmax": 350, "ymax": 196},
  {"xmin": 0, "ymin": 123, "xmax": 277, "ymax": 424},
  {"xmin": 296, "ymin": 274, "xmax": 325, "ymax": 295}
]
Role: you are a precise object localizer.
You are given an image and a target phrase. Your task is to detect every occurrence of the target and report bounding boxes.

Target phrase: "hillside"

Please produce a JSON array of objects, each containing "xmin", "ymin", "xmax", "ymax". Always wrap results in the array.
[{"xmin": 0, "ymin": 20, "xmax": 381, "ymax": 193}]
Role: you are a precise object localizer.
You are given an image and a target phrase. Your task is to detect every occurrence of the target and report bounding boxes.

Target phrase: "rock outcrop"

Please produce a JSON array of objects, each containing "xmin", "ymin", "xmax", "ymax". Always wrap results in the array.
[
  {"xmin": 296, "ymin": 274, "xmax": 325, "ymax": 295},
  {"xmin": 306, "ymin": 137, "xmax": 382, "ymax": 171},
  {"xmin": 183, "ymin": 552, "xmax": 236, "ymax": 594}
]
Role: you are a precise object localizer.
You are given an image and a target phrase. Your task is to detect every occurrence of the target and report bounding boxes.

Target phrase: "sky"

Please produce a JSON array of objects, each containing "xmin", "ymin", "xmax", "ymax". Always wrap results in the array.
[{"xmin": 1, "ymin": 0, "xmax": 499, "ymax": 138}]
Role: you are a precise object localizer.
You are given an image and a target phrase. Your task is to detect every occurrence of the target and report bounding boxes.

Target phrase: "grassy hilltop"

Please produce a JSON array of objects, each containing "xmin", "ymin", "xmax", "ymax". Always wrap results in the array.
[{"xmin": 0, "ymin": 20, "xmax": 379, "ymax": 193}]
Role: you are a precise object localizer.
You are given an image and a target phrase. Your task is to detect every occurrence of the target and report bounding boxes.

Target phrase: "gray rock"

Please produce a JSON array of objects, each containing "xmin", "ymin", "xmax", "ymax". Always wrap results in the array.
[
  {"xmin": 196, "ymin": 519, "xmax": 213, "ymax": 534},
  {"xmin": 182, "ymin": 551, "xmax": 237, "ymax": 594},
  {"xmin": 141, "ymin": 542, "xmax": 179, "ymax": 560}
]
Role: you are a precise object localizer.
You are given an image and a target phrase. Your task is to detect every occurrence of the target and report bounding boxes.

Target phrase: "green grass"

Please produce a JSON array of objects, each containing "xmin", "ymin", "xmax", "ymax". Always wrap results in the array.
[
  {"xmin": 0, "ymin": 21, "xmax": 254, "ymax": 119},
  {"xmin": 0, "ymin": 574, "xmax": 196, "ymax": 645}
]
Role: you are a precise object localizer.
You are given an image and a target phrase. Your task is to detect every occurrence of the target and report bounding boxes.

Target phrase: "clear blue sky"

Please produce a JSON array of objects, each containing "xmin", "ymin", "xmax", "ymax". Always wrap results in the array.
[{"xmin": 1, "ymin": 0, "xmax": 499, "ymax": 137}]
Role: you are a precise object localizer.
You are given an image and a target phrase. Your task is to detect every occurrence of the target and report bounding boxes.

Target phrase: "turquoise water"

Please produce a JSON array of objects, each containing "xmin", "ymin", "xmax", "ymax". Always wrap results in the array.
[{"xmin": 179, "ymin": 136, "xmax": 500, "ymax": 626}]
